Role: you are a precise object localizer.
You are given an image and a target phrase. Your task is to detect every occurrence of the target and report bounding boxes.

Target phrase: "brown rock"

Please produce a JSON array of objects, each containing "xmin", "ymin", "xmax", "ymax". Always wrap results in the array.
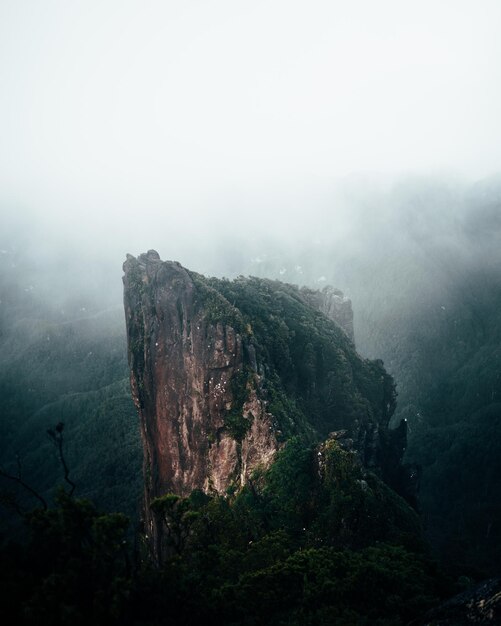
[
  {"xmin": 123, "ymin": 253, "xmax": 406, "ymax": 561},
  {"xmin": 123, "ymin": 254, "xmax": 277, "ymax": 559}
]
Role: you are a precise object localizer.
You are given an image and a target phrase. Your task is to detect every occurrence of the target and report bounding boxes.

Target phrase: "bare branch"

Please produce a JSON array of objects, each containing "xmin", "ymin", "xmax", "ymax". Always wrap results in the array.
[
  {"xmin": 0, "ymin": 465, "xmax": 48, "ymax": 511},
  {"xmin": 47, "ymin": 422, "xmax": 76, "ymax": 496}
]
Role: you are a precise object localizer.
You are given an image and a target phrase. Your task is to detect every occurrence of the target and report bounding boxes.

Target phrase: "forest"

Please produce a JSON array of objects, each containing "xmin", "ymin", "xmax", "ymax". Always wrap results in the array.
[{"xmin": 1, "ymin": 177, "xmax": 501, "ymax": 623}]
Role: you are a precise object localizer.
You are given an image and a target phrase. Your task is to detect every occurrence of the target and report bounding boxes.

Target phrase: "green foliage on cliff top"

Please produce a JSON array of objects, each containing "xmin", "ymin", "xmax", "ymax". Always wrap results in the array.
[
  {"xmin": 131, "ymin": 438, "xmax": 446, "ymax": 626},
  {"xmin": 0, "ymin": 431, "xmax": 450, "ymax": 626},
  {"xmin": 189, "ymin": 270, "xmax": 246, "ymax": 331},
  {"xmin": 189, "ymin": 273, "xmax": 396, "ymax": 442}
]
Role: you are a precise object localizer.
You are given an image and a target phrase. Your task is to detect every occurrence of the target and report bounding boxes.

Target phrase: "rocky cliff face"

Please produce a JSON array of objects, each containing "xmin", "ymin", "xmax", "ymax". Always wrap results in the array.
[{"xmin": 123, "ymin": 251, "xmax": 407, "ymax": 558}]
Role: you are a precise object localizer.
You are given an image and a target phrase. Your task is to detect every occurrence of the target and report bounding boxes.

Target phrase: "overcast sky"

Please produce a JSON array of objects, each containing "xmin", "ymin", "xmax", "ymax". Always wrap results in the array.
[{"xmin": 1, "ymin": 0, "xmax": 501, "ymax": 258}]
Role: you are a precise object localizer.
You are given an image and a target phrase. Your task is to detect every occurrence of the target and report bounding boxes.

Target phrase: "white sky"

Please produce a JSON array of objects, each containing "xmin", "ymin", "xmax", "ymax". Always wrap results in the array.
[{"xmin": 1, "ymin": 0, "xmax": 501, "ymax": 252}]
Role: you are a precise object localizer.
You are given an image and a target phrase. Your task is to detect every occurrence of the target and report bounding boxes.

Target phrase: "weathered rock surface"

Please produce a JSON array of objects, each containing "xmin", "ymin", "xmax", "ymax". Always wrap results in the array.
[
  {"xmin": 300, "ymin": 285, "xmax": 355, "ymax": 342},
  {"xmin": 123, "ymin": 251, "xmax": 407, "ymax": 558}
]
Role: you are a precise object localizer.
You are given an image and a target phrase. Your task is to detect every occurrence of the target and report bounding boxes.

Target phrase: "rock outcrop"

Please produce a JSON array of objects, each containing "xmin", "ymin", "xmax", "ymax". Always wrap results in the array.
[
  {"xmin": 123, "ymin": 251, "xmax": 406, "ymax": 559},
  {"xmin": 299, "ymin": 285, "xmax": 355, "ymax": 342}
]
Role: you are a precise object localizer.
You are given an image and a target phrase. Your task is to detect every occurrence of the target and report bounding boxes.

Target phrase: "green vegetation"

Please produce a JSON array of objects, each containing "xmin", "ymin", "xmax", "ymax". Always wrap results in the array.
[
  {"xmin": 0, "ymin": 286, "xmax": 142, "ymax": 527},
  {"xmin": 189, "ymin": 272, "xmax": 245, "ymax": 331},
  {"xmin": 369, "ymin": 263, "xmax": 501, "ymax": 577},
  {"xmin": 189, "ymin": 274, "xmax": 397, "ymax": 446},
  {"xmin": 225, "ymin": 191, "xmax": 501, "ymax": 578},
  {"xmin": 263, "ymin": 371, "xmax": 315, "ymax": 442},
  {"xmin": 2, "ymin": 214, "xmax": 500, "ymax": 622},
  {"xmin": 0, "ymin": 439, "xmax": 450, "ymax": 626},
  {"xmin": 0, "ymin": 491, "xmax": 131, "ymax": 626},
  {"xmin": 223, "ymin": 411, "xmax": 252, "ymax": 441},
  {"xmin": 222, "ymin": 368, "xmax": 254, "ymax": 441}
]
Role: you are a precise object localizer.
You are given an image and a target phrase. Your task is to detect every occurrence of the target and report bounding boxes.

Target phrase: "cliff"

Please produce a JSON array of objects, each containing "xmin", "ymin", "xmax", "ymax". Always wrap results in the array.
[{"xmin": 123, "ymin": 251, "xmax": 407, "ymax": 556}]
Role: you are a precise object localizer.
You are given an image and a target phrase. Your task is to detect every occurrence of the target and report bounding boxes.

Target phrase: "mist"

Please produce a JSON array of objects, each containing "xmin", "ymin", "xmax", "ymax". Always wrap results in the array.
[{"xmin": 2, "ymin": 0, "xmax": 501, "ymax": 270}]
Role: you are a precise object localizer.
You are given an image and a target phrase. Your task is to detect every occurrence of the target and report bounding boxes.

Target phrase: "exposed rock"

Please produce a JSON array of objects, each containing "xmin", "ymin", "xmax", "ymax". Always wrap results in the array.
[
  {"xmin": 328, "ymin": 430, "xmax": 348, "ymax": 440},
  {"xmin": 123, "ymin": 252, "xmax": 407, "ymax": 561}
]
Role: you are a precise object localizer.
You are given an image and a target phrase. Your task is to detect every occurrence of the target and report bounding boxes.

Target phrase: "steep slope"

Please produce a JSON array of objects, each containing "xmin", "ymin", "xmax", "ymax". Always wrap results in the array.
[
  {"xmin": 123, "ymin": 251, "xmax": 408, "ymax": 557},
  {"xmin": 0, "ymin": 244, "xmax": 141, "ymax": 523}
]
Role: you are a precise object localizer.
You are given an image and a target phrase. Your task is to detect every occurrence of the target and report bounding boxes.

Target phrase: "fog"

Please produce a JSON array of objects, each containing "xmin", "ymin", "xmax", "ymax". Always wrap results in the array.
[
  {"xmin": 1, "ymin": 1, "xmax": 501, "ymax": 336},
  {"xmin": 1, "ymin": 1, "xmax": 501, "ymax": 257}
]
